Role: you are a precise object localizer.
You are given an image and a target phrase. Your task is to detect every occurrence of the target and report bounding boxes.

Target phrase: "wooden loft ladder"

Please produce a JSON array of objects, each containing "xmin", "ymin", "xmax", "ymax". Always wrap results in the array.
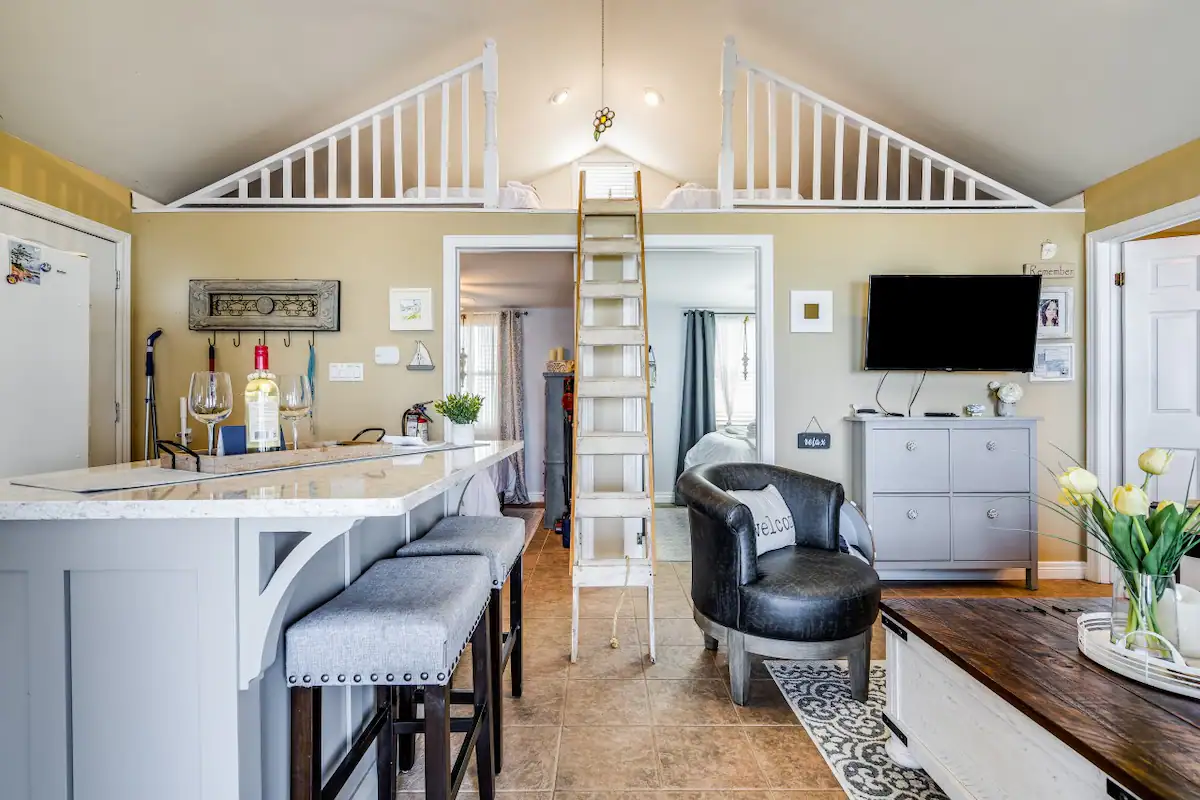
[{"xmin": 569, "ymin": 171, "xmax": 657, "ymax": 664}]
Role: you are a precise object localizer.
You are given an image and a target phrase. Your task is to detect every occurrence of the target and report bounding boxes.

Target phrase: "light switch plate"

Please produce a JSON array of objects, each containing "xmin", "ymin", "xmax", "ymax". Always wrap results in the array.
[
  {"xmin": 374, "ymin": 346, "xmax": 401, "ymax": 365},
  {"xmin": 329, "ymin": 362, "xmax": 364, "ymax": 382}
]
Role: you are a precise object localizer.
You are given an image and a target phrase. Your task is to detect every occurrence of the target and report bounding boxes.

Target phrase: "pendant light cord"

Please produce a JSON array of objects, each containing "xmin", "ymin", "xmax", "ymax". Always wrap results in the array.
[{"xmin": 600, "ymin": 0, "xmax": 606, "ymax": 105}]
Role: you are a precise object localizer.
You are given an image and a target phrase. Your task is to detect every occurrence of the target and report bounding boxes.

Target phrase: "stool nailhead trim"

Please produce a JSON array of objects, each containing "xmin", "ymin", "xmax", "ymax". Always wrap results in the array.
[
  {"xmin": 289, "ymin": 676, "xmax": 297, "ymax": 684},
  {"xmin": 353, "ymin": 675, "xmax": 362, "ymax": 683}
]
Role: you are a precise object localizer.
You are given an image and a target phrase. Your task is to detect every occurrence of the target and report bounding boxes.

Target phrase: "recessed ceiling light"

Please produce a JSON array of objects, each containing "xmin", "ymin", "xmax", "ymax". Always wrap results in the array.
[
  {"xmin": 644, "ymin": 88, "xmax": 664, "ymax": 107},
  {"xmin": 549, "ymin": 88, "xmax": 571, "ymax": 106}
]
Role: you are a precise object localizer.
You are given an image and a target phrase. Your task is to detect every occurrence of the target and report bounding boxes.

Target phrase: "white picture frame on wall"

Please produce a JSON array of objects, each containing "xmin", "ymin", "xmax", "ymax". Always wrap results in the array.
[
  {"xmin": 1036, "ymin": 286, "xmax": 1073, "ymax": 339},
  {"xmin": 389, "ymin": 288, "xmax": 434, "ymax": 331},
  {"xmin": 790, "ymin": 290, "xmax": 833, "ymax": 333},
  {"xmin": 1030, "ymin": 342, "xmax": 1074, "ymax": 382}
]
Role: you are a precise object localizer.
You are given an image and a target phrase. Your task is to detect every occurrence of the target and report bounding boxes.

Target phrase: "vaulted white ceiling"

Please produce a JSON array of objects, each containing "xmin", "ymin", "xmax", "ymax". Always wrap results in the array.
[{"xmin": 2, "ymin": 0, "xmax": 1196, "ymax": 205}]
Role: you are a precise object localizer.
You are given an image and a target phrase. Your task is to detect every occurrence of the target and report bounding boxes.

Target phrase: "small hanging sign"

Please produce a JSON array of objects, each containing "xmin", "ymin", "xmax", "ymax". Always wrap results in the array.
[
  {"xmin": 1023, "ymin": 262, "xmax": 1076, "ymax": 279},
  {"xmin": 797, "ymin": 417, "xmax": 831, "ymax": 450}
]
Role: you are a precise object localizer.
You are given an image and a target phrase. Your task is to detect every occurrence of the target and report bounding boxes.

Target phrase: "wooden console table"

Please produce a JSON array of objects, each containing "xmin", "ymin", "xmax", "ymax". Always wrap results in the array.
[{"xmin": 881, "ymin": 598, "xmax": 1200, "ymax": 800}]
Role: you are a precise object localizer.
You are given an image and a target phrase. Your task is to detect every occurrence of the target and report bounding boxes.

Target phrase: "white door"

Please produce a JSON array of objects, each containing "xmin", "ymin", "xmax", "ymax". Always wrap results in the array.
[
  {"xmin": 0, "ymin": 203, "xmax": 121, "ymax": 467},
  {"xmin": 1123, "ymin": 235, "xmax": 1200, "ymax": 500}
]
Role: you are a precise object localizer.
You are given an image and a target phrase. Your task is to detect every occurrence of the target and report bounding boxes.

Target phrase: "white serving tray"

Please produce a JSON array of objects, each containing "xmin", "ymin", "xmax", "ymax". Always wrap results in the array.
[{"xmin": 1077, "ymin": 612, "xmax": 1200, "ymax": 700}]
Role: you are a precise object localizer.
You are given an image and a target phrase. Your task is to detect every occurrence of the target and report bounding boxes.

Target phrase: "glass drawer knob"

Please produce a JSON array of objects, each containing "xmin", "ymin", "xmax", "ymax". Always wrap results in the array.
[
  {"xmin": 907, "ymin": 509, "xmax": 919, "ymax": 520},
  {"xmin": 986, "ymin": 440, "xmax": 997, "ymax": 451},
  {"xmin": 905, "ymin": 441, "xmax": 917, "ymax": 451},
  {"xmin": 987, "ymin": 508, "xmax": 999, "ymax": 520}
]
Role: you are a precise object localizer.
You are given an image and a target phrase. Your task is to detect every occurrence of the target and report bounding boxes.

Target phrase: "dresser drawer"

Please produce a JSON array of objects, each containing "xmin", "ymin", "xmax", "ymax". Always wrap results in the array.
[
  {"xmin": 872, "ymin": 496, "xmax": 951, "ymax": 562},
  {"xmin": 872, "ymin": 429, "xmax": 950, "ymax": 493},
  {"xmin": 951, "ymin": 428, "xmax": 1031, "ymax": 493},
  {"xmin": 951, "ymin": 495, "xmax": 1033, "ymax": 562}
]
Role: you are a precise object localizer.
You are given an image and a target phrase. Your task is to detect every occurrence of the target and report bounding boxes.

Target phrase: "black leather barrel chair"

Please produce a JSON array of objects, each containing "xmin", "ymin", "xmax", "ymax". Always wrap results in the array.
[{"xmin": 676, "ymin": 463, "xmax": 881, "ymax": 704}]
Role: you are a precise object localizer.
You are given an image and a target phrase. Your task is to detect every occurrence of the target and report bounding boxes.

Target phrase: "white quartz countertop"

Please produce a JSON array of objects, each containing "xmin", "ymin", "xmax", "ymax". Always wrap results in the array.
[{"xmin": 0, "ymin": 440, "xmax": 522, "ymax": 520}]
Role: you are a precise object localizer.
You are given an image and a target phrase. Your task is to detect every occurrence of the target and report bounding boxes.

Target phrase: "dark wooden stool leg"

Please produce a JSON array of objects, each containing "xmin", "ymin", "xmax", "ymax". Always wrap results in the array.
[
  {"xmin": 375, "ymin": 686, "xmax": 396, "ymax": 800},
  {"xmin": 290, "ymin": 687, "xmax": 322, "ymax": 800},
  {"xmin": 473, "ymin": 605, "xmax": 496, "ymax": 800},
  {"xmin": 488, "ymin": 588, "xmax": 504, "ymax": 772},
  {"xmin": 509, "ymin": 554, "xmax": 523, "ymax": 698},
  {"xmin": 424, "ymin": 684, "xmax": 452, "ymax": 800},
  {"xmin": 395, "ymin": 686, "xmax": 417, "ymax": 771}
]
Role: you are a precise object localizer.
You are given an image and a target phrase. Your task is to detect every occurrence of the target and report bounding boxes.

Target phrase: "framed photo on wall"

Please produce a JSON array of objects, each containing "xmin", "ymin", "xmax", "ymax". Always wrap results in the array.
[
  {"xmin": 1030, "ymin": 342, "xmax": 1074, "ymax": 382},
  {"xmin": 389, "ymin": 288, "xmax": 434, "ymax": 331},
  {"xmin": 1035, "ymin": 286, "xmax": 1073, "ymax": 339}
]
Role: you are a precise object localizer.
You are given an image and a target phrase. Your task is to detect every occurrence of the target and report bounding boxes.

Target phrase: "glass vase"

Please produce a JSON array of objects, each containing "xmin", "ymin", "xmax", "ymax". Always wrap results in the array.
[
  {"xmin": 1111, "ymin": 571, "xmax": 1180, "ymax": 660},
  {"xmin": 996, "ymin": 399, "xmax": 1016, "ymax": 417}
]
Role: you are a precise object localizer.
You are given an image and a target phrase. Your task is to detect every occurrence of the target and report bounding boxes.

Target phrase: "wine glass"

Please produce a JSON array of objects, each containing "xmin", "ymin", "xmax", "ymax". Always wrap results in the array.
[
  {"xmin": 278, "ymin": 375, "xmax": 313, "ymax": 451},
  {"xmin": 188, "ymin": 371, "xmax": 233, "ymax": 455}
]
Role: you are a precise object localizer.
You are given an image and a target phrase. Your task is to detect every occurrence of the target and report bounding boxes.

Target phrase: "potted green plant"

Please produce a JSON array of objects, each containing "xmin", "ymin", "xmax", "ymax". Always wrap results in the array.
[{"xmin": 433, "ymin": 392, "xmax": 484, "ymax": 446}]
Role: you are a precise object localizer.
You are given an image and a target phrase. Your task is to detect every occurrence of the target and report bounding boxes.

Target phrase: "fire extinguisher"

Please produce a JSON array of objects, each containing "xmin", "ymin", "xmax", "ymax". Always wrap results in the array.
[{"xmin": 402, "ymin": 402, "xmax": 432, "ymax": 442}]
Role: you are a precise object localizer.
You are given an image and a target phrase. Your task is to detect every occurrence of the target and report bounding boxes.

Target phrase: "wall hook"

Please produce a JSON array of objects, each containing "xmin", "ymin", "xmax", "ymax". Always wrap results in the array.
[
  {"xmin": 232, "ymin": 331, "xmax": 242, "ymax": 348},
  {"xmin": 310, "ymin": 331, "xmax": 316, "ymax": 347},
  {"xmin": 283, "ymin": 331, "xmax": 292, "ymax": 348},
  {"xmin": 259, "ymin": 331, "xmax": 266, "ymax": 346},
  {"xmin": 208, "ymin": 333, "xmax": 216, "ymax": 347}
]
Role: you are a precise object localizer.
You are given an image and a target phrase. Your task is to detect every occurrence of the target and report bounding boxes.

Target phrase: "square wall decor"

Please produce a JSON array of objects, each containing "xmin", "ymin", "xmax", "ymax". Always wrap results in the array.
[
  {"xmin": 389, "ymin": 288, "xmax": 434, "ymax": 331},
  {"xmin": 790, "ymin": 290, "xmax": 833, "ymax": 333}
]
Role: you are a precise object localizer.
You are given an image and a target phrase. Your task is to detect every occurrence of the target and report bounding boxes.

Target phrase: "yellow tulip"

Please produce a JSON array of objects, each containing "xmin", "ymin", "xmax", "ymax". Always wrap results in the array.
[
  {"xmin": 1058, "ymin": 466, "xmax": 1099, "ymax": 496},
  {"xmin": 1155, "ymin": 500, "xmax": 1186, "ymax": 516},
  {"xmin": 1112, "ymin": 484, "xmax": 1150, "ymax": 517},
  {"xmin": 1057, "ymin": 487, "xmax": 1091, "ymax": 507},
  {"xmin": 1138, "ymin": 448, "xmax": 1173, "ymax": 476}
]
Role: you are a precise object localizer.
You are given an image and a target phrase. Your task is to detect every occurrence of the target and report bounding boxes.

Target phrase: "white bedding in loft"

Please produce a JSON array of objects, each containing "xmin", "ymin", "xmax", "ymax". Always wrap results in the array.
[
  {"xmin": 401, "ymin": 181, "xmax": 542, "ymax": 209},
  {"xmin": 660, "ymin": 183, "xmax": 803, "ymax": 209},
  {"xmin": 683, "ymin": 423, "xmax": 758, "ymax": 472}
]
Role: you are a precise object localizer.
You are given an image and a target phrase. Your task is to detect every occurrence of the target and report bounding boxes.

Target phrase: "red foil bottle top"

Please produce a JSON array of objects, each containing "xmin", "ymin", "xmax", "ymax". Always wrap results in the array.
[{"xmin": 254, "ymin": 345, "xmax": 269, "ymax": 371}]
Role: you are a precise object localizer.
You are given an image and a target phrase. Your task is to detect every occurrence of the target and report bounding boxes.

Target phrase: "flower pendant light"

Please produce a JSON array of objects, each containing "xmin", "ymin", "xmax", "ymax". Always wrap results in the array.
[{"xmin": 593, "ymin": 0, "xmax": 614, "ymax": 141}]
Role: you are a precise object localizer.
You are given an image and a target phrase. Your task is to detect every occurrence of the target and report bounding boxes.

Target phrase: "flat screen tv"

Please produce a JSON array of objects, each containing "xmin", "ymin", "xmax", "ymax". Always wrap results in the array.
[{"xmin": 864, "ymin": 274, "xmax": 1042, "ymax": 372}]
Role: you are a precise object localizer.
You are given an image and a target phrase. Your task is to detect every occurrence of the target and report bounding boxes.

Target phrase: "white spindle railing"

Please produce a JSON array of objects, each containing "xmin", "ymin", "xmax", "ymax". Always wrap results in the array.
[
  {"xmin": 718, "ymin": 37, "xmax": 1044, "ymax": 209},
  {"xmin": 170, "ymin": 40, "xmax": 499, "ymax": 209}
]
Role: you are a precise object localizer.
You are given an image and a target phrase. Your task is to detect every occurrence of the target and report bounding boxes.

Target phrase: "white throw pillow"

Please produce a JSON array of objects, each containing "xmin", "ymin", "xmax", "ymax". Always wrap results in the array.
[{"xmin": 728, "ymin": 484, "xmax": 795, "ymax": 556}]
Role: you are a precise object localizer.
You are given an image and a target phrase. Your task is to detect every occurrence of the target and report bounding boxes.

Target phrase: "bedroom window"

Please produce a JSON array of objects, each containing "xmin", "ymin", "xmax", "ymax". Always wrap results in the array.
[
  {"xmin": 579, "ymin": 161, "xmax": 637, "ymax": 199},
  {"xmin": 714, "ymin": 314, "xmax": 757, "ymax": 426},
  {"xmin": 459, "ymin": 311, "xmax": 501, "ymax": 438}
]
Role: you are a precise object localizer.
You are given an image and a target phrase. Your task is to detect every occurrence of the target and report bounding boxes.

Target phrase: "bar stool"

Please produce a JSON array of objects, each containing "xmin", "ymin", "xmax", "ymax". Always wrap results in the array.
[
  {"xmin": 285, "ymin": 555, "xmax": 495, "ymax": 800},
  {"xmin": 397, "ymin": 515, "xmax": 525, "ymax": 769}
]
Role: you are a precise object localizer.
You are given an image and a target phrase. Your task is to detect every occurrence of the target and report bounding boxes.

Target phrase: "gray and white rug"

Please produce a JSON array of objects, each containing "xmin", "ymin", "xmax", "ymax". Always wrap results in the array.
[
  {"xmin": 767, "ymin": 661, "xmax": 948, "ymax": 800},
  {"xmin": 653, "ymin": 505, "xmax": 691, "ymax": 561}
]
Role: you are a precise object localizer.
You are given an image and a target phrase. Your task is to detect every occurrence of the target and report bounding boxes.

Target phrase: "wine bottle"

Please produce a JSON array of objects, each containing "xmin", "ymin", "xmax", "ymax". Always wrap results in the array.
[{"xmin": 245, "ymin": 345, "xmax": 281, "ymax": 452}]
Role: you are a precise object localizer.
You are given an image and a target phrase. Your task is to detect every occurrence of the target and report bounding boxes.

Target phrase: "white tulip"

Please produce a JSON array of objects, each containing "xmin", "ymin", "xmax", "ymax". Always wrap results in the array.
[
  {"xmin": 1138, "ymin": 448, "xmax": 1173, "ymax": 476},
  {"xmin": 1058, "ymin": 467, "xmax": 1099, "ymax": 497},
  {"xmin": 1113, "ymin": 484, "xmax": 1150, "ymax": 517}
]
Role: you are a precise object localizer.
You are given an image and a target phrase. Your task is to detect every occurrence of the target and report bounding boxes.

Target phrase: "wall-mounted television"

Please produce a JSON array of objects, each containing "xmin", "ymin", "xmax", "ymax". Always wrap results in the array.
[{"xmin": 864, "ymin": 274, "xmax": 1042, "ymax": 372}]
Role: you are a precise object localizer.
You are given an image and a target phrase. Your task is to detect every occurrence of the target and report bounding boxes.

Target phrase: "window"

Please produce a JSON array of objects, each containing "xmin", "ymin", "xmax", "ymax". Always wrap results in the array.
[
  {"xmin": 579, "ymin": 161, "xmax": 636, "ymax": 199},
  {"xmin": 460, "ymin": 311, "xmax": 500, "ymax": 437},
  {"xmin": 714, "ymin": 314, "xmax": 757, "ymax": 426}
]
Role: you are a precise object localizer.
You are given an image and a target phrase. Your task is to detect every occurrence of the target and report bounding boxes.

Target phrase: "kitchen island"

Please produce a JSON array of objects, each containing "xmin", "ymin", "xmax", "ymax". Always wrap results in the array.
[{"xmin": 0, "ymin": 440, "xmax": 522, "ymax": 800}]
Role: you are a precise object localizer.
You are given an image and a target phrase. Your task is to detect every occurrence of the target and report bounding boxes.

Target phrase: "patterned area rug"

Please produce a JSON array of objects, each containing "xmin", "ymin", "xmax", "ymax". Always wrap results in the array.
[
  {"xmin": 766, "ymin": 661, "xmax": 948, "ymax": 800},
  {"xmin": 654, "ymin": 505, "xmax": 691, "ymax": 561}
]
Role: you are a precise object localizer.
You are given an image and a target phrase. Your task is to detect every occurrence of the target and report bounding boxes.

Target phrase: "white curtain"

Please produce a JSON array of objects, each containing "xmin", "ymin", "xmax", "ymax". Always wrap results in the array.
[
  {"xmin": 713, "ymin": 314, "xmax": 757, "ymax": 426},
  {"xmin": 460, "ymin": 311, "xmax": 500, "ymax": 438}
]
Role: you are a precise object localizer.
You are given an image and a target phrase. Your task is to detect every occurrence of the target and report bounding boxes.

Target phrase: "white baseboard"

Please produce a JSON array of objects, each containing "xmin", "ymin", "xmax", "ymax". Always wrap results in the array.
[
  {"xmin": 879, "ymin": 561, "xmax": 1086, "ymax": 582},
  {"xmin": 654, "ymin": 491, "xmax": 676, "ymax": 504},
  {"xmin": 526, "ymin": 491, "xmax": 545, "ymax": 503}
]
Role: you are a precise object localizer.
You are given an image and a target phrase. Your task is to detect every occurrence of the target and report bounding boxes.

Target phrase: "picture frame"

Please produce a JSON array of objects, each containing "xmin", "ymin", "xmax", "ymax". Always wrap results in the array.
[
  {"xmin": 1035, "ymin": 286, "xmax": 1073, "ymax": 339},
  {"xmin": 389, "ymin": 287, "xmax": 434, "ymax": 331},
  {"xmin": 1030, "ymin": 342, "xmax": 1074, "ymax": 382},
  {"xmin": 790, "ymin": 290, "xmax": 833, "ymax": 333}
]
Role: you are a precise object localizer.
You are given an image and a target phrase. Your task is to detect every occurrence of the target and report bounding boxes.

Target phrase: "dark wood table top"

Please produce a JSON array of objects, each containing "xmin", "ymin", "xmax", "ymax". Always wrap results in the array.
[{"xmin": 881, "ymin": 597, "xmax": 1200, "ymax": 800}]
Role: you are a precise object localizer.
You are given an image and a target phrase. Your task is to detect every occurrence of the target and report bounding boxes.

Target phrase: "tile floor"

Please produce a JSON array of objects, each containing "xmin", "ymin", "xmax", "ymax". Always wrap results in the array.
[{"xmin": 398, "ymin": 525, "xmax": 1109, "ymax": 799}]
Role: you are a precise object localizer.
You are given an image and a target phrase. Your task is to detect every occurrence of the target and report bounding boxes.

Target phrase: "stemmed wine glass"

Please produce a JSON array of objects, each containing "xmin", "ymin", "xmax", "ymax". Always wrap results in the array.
[
  {"xmin": 188, "ymin": 371, "xmax": 233, "ymax": 455},
  {"xmin": 278, "ymin": 375, "xmax": 313, "ymax": 451}
]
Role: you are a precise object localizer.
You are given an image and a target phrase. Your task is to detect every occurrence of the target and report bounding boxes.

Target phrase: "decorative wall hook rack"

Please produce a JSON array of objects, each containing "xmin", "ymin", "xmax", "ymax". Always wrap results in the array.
[{"xmin": 188, "ymin": 279, "xmax": 341, "ymax": 333}]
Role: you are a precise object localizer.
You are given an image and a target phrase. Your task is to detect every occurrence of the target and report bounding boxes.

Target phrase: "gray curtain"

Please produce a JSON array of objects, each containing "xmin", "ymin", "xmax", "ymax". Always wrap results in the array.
[
  {"xmin": 497, "ymin": 310, "xmax": 529, "ymax": 504},
  {"xmin": 675, "ymin": 310, "xmax": 717, "ymax": 503}
]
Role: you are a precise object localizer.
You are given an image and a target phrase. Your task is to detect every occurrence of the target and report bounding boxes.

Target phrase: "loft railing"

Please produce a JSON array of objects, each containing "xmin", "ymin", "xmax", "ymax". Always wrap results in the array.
[
  {"xmin": 717, "ymin": 37, "xmax": 1044, "ymax": 210},
  {"xmin": 169, "ymin": 41, "xmax": 499, "ymax": 208}
]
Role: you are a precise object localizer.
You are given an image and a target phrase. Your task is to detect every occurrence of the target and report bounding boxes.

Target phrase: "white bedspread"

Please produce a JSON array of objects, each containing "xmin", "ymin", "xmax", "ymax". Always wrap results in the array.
[
  {"xmin": 683, "ymin": 425, "xmax": 758, "ymax": 471},
  {"xmin": 660, "ymin": 183, "xmax": 802, "ymax": 210},
  {"xmin": 402, "ymin": 181, "xmax": 542, "ymax": 209}
]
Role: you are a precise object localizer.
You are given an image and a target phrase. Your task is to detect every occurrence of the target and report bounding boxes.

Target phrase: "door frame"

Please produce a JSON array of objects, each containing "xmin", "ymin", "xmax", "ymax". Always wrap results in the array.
[
  {"xmin": 442, "ymin": 233, "xmax": 776, "ymax": 470},
  {"xmin": 0, "ymin": 186, "xmax": 132, "ymax": 463},
  {"xmin": 1086, "ymin": 193, "xmax": 1200, "ymax": 583}
]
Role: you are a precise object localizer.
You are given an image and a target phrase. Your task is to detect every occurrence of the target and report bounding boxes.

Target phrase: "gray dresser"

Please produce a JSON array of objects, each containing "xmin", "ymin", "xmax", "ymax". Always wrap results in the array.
[
  {"xmin": 847, "ymin": 416, "xmax": 1039, "ymax": 588},
  {"xmin": 544, "ymin": 373, "xmax": 570, "ymax": 525}
]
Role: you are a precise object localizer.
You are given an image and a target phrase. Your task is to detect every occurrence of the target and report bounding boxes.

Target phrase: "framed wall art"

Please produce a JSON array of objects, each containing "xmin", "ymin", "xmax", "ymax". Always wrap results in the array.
[
  {"xmin": 1030, "ymin": 342, "xmax": 1074, "ymax": 382},
  {"xmin": 1035, "ymin": 286, "xmax": 1073, "ymax": 339},
  {"xmin": 389, "ymin": 288, "xmax": 434, "ymax": 331}
]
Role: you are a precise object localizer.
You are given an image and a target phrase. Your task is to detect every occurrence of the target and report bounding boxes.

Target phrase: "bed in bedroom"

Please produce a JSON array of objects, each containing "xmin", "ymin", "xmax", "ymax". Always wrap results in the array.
[{"xmin": 401, "ymin": 181, "xmax": 541, "ymax": 209}]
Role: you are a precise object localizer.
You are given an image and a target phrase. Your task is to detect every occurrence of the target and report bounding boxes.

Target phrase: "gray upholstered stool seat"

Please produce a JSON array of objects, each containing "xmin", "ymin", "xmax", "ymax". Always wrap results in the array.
[
  {"xmin": 286, "ymin": 554, "xmax": 490, "ymax": 686},
  {"xmin": 397, "ymin": 514, "xmax": 525, "ymax": 585}
]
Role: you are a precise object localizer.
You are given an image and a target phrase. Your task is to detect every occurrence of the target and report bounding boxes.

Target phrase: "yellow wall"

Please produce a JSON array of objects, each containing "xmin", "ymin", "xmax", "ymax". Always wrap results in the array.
[
  {"xmin": 132, "ymin": 209, "xmax": 1086, "ymax": 560},
  {"xmin": 0, "ymin": 132, "xmax": 131, "ymax": 232},
  {"xmin": 1084, "ymin": 137, "xmax": 1200, "ymax": 233},
  {"xmin": 1134, "ymin": 220, "xmax": 1200, "ymax": 241}
]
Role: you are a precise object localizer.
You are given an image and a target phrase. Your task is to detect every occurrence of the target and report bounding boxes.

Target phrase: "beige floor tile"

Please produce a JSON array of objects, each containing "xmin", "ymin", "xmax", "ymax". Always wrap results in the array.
[
  {"xmin": 512, "ymin": 643, "xmax": 572, "ymax": 682},
  {"xmin": 495, "ymin": 726, "xmax": 563, "ymax": 791},
  {"xmin": 554, "ymin": 726, "xmax": 661, "ymax": 790},
  {"xmin": 396, "ymin": 732, "xmax": 476, "ymax": 791},
  {"xmin": 564, "ymin": 679, "xmax": 652, "ymax": 726},
  {"xmin": 712, "ymin": 650, "xmax": 775, "ymax": 681},
  {"xmin": 635, "ymin": 591, "xmax": 694, "ymax": 619},
  {"xmin": 569, "ymin": 636, "xmax": 646, "ymax": 680},
  {"xmin": 744, "ymin": 727, "xmax": 841, "ymax": 790},
  {"xmin": 654, "ymin": 726, "xmax": 769, "ymax": 789},
  {"xmin": 504, "ymin": 674, "xmax": 568, "ymax": 726},
  {"xmin": 524, "ymin": 617, "xmax": 575, "ymax": 645},
  {"xmin": 577, "ymin": 587, "xmax": 637, "ymax": 619},
  {"xmin": 643, "ymin": 645, "xmax": 719, "ymax": 680},
  {"xmin": 638, "ymin": 617, "xmax": 706, "ymax": 647},
  {"xmin": 647, "ymin": 680, "xmax": 738, "ymax": 725},
  {"xmin": 733, "ymin": 681, "xmax": 801, "ymax": 726}
]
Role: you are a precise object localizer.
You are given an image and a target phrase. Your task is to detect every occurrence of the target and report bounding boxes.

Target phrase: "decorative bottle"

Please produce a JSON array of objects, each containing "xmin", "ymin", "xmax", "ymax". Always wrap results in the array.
[{"xmin": 245, "ymin": 345, "xmax": 281, "ymax": 452}]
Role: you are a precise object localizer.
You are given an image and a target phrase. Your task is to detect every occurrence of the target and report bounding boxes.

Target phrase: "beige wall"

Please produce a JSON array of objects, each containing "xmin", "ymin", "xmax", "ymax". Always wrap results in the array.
[
  {"xmin": 1085, "ymin": 137, "xmax": 1200, "ymax": 233},
  {"xmin": 0, "ymin": 131, "xmax": 132, "ymax": 232},
  {"xmin": 132, "ymin": 209, "xmax": 1086, "ymax": 560},
  {"xmin": 529, "ymin": 146, "xmax": 681, "ymax": 209}
]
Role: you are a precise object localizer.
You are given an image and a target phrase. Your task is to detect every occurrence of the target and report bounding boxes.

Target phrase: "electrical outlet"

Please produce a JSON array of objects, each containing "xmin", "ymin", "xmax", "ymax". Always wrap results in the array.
[{"xmin": 328, "ymin": 362, "xmax": 364, "ymax": 382}]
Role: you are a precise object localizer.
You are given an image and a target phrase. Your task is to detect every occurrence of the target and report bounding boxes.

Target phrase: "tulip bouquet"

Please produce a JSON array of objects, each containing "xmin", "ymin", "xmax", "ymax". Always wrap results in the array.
[{"xmin": 1052, "ymin": 448, "xmax": 1199, "ymax": 658}]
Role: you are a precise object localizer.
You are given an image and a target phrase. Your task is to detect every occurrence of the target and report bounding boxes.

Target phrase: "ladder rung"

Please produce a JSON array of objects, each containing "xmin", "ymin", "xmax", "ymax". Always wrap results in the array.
[
  {"xmin": 581, "ymin": 237, "xmax": 641, "ymax": 256},
  {"xmin": 575, "ymin": 492, "xmax": 652, "ymax": 518},
  {"xmin": 573, "ymin": 559, "xmax": 654, "ymax": 587},
  {"xmin": 577, "ymin": 432, "xmax": 650, "ymax": 455},
  {"xmin": 579, "ymin": 280, "xmax": 643, "ymax": 299},
  {"xmin": 579, "ymin": 326, "xmax": 646, "ymax": 347},
  {"xmin": 582, "ymin": 198, "xmax": 641, "ymax": 216},
  {"xmin": 576, "ymin": 377, "xmax": 647, "ymax": 398}
]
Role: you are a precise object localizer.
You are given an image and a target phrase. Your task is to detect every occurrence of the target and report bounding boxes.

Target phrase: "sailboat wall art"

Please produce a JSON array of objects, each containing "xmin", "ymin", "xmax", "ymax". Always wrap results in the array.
[{"xmin": 407, "ymin": 340, "xmax": 435, "ymax": 371}]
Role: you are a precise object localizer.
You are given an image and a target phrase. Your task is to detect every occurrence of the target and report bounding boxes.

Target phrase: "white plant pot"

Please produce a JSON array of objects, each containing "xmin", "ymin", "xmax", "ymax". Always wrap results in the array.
[{"xmin": 449, "ymin": 422, "xmax": 476, "ymax": 446}]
